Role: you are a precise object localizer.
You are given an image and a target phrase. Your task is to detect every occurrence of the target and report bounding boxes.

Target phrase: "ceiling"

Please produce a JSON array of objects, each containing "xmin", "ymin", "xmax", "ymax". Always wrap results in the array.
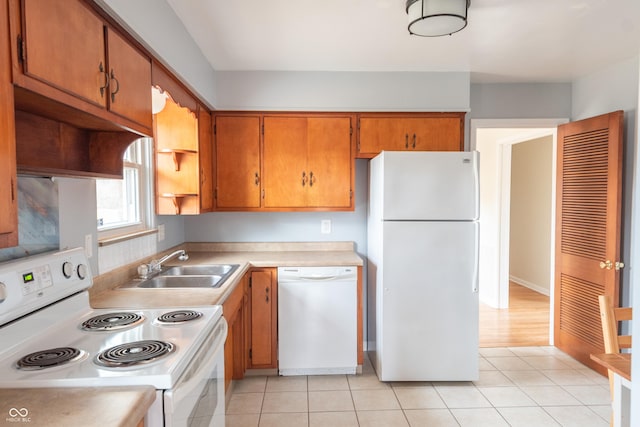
[{"xmin": 165, "ymin": 0, "xmax": 640, "ymax": 83}]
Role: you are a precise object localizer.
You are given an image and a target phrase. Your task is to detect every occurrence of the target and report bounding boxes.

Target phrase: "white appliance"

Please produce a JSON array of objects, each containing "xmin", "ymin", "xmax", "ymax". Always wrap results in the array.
[
  {"xmin": 0, "ymin": 248, "xmax": 227, "ymax": 427},
  {"xmin": 278, "ymin": 266, "xmax": 357, "ymax": 375},
  {"xmin": 367, "ymin": 151, "xmax": 479, "ymax": 382}
]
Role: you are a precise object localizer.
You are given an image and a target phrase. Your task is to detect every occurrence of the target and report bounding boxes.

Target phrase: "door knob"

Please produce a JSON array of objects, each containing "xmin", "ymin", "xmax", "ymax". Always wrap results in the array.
[
  {"xmin": 615, "ymin": 261, "xmax": 625, "ymax": 271},
  {"xmin": 599, "ymin": 260, "xmax": 612, "ymax": 270}
]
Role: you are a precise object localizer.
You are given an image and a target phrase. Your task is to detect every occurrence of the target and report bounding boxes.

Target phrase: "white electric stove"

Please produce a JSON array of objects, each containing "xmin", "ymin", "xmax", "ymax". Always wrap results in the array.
[{"xmin": 0, "ymin": 248, "xmax": 227, "ymax": 427}]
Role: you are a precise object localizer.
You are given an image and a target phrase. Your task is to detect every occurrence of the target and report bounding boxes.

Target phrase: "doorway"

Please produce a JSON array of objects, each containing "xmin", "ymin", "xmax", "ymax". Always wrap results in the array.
[{"xmin": 471, "ymin": 118, "xmax": 568, "ymax": 347}]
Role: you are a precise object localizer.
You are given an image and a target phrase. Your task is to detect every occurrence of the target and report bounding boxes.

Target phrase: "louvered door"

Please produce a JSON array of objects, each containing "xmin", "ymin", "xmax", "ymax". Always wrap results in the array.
[{"xmin": 554, "ymin": 111, "xmax": 623, "ymax": 372}]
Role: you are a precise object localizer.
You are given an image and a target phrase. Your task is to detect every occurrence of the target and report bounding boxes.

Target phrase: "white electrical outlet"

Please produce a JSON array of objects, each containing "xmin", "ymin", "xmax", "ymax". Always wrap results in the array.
[
  {"xmin": 158, "ymin": 224, "xmax": 165, "ymax": 242},
  {"xmin": 321, "ymin": 219, "xmax": 331, "ymax": 234},
  {"xmin": 85, "ymin": 234, "xmax": 93, "ymax": 258}
]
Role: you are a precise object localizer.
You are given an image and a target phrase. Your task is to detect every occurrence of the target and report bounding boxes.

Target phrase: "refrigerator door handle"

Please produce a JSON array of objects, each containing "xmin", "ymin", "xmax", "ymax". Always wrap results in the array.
[{"xmin": 473, "ymin": 224, "xmax": 480, "ymax": 293}]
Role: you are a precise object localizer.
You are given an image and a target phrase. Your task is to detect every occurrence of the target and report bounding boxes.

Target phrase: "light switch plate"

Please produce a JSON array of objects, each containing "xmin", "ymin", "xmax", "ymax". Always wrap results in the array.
[
  {"xmin": 84, "ymin": 234, "xmax": 93, "ymax": 258},
  {"xmin": 321, "ymin": 219, "xmax": 331, "ymax": 234}
]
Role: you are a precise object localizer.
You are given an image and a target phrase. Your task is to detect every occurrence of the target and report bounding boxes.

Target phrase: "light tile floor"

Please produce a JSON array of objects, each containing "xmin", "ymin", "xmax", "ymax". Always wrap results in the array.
[{"xmin": 225, "ymin": 347, "xmax": 611, "ymax": 427}]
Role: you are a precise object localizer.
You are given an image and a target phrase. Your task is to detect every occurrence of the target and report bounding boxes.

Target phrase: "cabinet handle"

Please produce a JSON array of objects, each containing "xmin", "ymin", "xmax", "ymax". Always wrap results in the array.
[
  {"xmin": 405, "ymin": 134, "xmax": 409, "ymax": 149},
  {"xmin": 412, "ymin": 133, "xmax": 416, "ymax": 149},
  {"xmin": 254, "ymin": 172, "xmax": 260, "ymax": 186},
  {"xmin": 98, "ymin": 62, "xmax": 109, "ymax": 98},
  {"xmin": 110, "ymin": 69, "xmax": 120, "ymax": 102},
  {"xmin": 309, "ymin": 171, "xmax": 316, "ymax": 187},
  {"xmin": 301, "ymin": 171, "xmax": 308, "ymax": 187},
  {"xmin": 265, "ymin": 286, "xmax": 269, "ymax": 303}
]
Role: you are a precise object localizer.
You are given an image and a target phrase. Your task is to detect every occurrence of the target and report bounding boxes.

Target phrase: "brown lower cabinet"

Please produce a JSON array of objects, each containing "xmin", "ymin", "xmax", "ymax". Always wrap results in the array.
[{"xmin": 223, "ymin": 268, "xmax": 277, "ymax": 391}]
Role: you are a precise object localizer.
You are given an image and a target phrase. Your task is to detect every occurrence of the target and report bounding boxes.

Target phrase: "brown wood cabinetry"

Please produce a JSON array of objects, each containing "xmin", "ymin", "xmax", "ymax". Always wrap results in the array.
[
  {"xmin": 357, "ymin": 112, "xmax": 465, "ymax": 158},
  {"xmin": 262, "ymin": 115, "xmax": 354, "ymax": 210},
  {"xmin": 214, "ymin": 115, "xmax": 262, "ymax": 209},
  {"xmin": 213, "ymin": 113, "xmax": 355, "ymax": 211},
  {"xmin": 9, "ymin": 0, "xmax": 152, "ymax": 134},
  {"xmin": 248, "ymin": 268, "xmax": 278, "ymax": 369},
  {"xmin": 153, "ymin": 67, "xmax": 214, "ymax": 215},
  {"xmin": 0, "ymin": 0, "xmax": 18, "ymax": 248},
  {"xmin": 222, "ymin": 272, "xmax": 249, "ymax": 391}
]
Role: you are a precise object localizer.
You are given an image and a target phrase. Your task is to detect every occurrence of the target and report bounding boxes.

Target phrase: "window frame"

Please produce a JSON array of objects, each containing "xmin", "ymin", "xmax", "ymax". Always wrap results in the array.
[{"xmin": 96, "ymin": 137, "xmax": 155, "ymax": 241}]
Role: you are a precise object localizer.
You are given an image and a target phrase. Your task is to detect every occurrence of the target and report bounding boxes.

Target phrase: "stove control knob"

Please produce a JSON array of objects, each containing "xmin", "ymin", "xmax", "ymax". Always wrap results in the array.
[
  {"xmin": 0, "ymin": 282, "xmax": 6, "ymax": 304},
  {"xmin": 77, "ymin": 264, "xmax": 87, "ymax": 280},
  {"xmin": 62, "ymin": 261, "xmax": 74, "ymax": 279}
]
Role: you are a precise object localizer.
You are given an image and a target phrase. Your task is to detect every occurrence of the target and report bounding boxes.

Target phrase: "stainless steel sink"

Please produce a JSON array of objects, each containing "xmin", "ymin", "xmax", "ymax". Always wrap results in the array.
[
  {"xmin": 161, "ymin": 264, "xmax": 238, "ymax": 277},
  {"xmin": 123, "ymin": 264, "xmax": 240, "ymax": 289},
  {"xmin": 136, "ymin": 275, "xmax": 224, "ymax": 288}
]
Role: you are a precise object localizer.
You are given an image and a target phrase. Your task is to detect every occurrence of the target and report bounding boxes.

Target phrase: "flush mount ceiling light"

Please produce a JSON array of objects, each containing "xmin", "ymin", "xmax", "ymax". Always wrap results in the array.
[{"xmin": 406, "ymin": 0, "xmax": 470, "ymax": 37}]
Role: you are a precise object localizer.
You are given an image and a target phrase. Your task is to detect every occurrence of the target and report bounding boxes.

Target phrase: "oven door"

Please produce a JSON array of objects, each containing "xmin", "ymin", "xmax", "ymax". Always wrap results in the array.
[{"xmin": 163, "ymin": 317, "xmax": 228, "ymax": 427}]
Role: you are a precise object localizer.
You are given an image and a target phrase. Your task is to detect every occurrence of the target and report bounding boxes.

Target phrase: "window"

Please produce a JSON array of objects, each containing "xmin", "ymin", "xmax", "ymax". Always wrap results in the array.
[{"xmin": 96, "ymin": 138, "xmax": 153, "ymax": 238}]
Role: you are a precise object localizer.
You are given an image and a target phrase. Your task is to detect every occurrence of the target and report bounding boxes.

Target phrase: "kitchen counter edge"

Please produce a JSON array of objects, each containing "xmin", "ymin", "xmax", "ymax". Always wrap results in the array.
[{"xmin": 89, "ymin": 242, "xmax": 363, "ymax": 309}]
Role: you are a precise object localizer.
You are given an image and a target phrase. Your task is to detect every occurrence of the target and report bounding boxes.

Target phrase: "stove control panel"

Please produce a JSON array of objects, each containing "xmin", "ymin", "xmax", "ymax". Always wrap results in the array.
[{"xmin": 0, "ymin": 248, "xmax": 92, "ymax": 327}]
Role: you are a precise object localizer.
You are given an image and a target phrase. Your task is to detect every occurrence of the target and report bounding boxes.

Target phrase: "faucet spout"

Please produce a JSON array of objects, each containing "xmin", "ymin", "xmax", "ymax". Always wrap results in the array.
[{"xmin": 139, "ymin": 250, "xmax": 188, "ymax": 278}]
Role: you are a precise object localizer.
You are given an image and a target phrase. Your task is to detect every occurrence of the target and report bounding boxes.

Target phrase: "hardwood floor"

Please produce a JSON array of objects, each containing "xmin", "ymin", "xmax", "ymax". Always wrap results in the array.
[{"xmin": 480, "ymin": 281, "xmax": 550, "ymax": 347}]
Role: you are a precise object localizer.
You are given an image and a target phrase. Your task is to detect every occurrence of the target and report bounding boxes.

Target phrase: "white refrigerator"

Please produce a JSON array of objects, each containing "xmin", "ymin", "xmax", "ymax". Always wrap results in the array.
[{"xmin": 367, "ymin": 151, "xmax": 479, "ymax": 381}]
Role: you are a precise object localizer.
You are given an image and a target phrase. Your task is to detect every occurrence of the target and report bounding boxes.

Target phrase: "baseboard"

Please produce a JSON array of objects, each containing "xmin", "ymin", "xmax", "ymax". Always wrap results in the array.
[{"xmin": 510, "ymin": 275, "xmax": 550, "ymax": 296}]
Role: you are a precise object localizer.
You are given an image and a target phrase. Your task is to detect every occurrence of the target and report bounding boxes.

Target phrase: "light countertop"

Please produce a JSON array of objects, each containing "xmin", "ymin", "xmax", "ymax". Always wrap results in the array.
[
  {"xmin": 0, "ymin": 386, "xmax": 155, "ymax": 427},
  {"xmin": 90, "ymin": 242, "xmax": 363, "ymax": 309}
]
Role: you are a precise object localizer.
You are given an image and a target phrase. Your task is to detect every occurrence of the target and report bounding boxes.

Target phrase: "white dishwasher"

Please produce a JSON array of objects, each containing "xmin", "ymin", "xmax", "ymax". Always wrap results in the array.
[{"xmin": 277, "ymin": 266, "xmax": 358, "ymax": 376}]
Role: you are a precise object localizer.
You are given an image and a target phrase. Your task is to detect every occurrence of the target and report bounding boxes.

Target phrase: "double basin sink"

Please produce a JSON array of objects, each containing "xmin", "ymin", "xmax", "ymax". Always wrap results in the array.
[{"xmin": 124, "ymin": 264, "xmax": 240, "ymax": 289}]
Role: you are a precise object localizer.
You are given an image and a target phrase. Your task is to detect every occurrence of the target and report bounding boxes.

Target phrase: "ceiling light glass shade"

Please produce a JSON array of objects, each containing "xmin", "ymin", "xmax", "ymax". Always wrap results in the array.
[
  {"xmin": 406, "ymin": 0, "xmax": 470, "ymax": 37},
  {"xmin": 151, "ymin": 86, "xmax": 168, "ymax": 114}
]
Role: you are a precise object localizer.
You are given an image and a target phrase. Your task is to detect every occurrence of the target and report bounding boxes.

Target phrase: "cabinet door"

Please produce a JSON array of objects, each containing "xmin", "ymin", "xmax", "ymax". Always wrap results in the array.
[
  {"xmin": 358, "ymin": 117, "xmax": 407, "ymax": 154},
  {"xmin": 0, "ymin": 0, "xmax": 17, "ymax": 247},
  {"xmin": 263, "ymin": 117, "xmax": 307, "ymax": 208},
  {"xmin": 22, "ymin": 0, "xmax": 106, "ymax": 107},
  {"xmin": 198, "ymin": 108, "xmax": 214, "ymax": 212},
  {"xmin": 106, "ymin": 29, "xmax": 152, "ymax": 129},
  {"xmin": 222, "ymin": 273, "xmax": 248, "ymax": 391},
  {"xmin": 307, "ymin": 117, "xmax": 353, "ymax": 208},
  {"xmin": 406, "ymin": 117, "xmax": 463, "ymax": 151},
  {"xmin": 215, "ymin": 115, "xmax": 262, "ymax": 209},
  {"xmin": 249, "ymin": 269, "xmax": 277, "ymax": 369}
]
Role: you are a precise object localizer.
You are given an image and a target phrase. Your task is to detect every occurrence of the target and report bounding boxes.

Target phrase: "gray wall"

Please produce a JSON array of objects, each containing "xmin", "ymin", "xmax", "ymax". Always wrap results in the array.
[
  {"xmin": 185, "ymin": 160, "xmax": 369, "ymax": 257},
  {"xmin": 215, "ymin": 71, "xmax": 470, "ymax": 112}
]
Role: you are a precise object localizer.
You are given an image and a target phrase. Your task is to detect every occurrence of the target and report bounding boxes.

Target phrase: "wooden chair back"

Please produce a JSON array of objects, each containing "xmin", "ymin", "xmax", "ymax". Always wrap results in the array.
[
  {"xmin": 598, "ymin": 294, "xmax": 632, "ymax": 427},
  {"xmin": 598, "ymin": 295, "xmax": 632, "ymax": 355}
]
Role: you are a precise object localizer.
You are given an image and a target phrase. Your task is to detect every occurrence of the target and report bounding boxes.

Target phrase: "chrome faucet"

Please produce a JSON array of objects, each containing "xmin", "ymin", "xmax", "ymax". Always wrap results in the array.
[{"xmin": 138, "ymin": 249, "xmax": 189, "ymax": 279}]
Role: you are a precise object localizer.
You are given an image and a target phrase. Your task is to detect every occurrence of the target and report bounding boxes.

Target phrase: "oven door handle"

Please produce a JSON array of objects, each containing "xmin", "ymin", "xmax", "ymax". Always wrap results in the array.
[{"xmin": 165, "ymin": 318, "xmax": 228, "ymax": 405}]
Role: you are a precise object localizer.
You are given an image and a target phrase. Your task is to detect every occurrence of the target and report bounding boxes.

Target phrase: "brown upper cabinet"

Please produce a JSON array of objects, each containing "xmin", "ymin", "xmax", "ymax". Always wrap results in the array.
[
  {"xmin": 214, "ymin": 115, "xmax": 262, "ymax": 210},
  {"xmin": 357, "ymin": 112, "xmax": 465, "ymax": 158},
  {"xmin": 9, "ymin": 0, "xmax": 152, "ymax": 134},
  {"xmin": 263, "ymin": 115, "xmax": 354, "ymax": 210},
  {"xmin": 154, "ymin": 92, "xmax": 214, "ymax": 215},
  {"xmin": 153, "ymin": 61, "xmax": 214, "ymax": 215},
  {"xmin": 213, "ymin": 113, "xmax": 355, "ymax": 212},
  {"xmin": 0, "ymin": 0, "xmax": 18, "ymax": 249}
]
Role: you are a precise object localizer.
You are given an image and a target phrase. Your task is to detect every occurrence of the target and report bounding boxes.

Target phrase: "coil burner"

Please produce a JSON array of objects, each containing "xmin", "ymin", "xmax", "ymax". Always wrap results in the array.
[
  {"xmin": 16, "ymin": 347, "xmax": 86, "ymax": 371},
  {"xmin": 95, "ymin": 340, "xmax": 175, "ymax": 368},
  {"xmin": 157, "ymin": 310, "xmax": 203, "ymax": 324},
  {"xmin": 81, "ymin": 312, "xmax": 145, "ymax": 331}
]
